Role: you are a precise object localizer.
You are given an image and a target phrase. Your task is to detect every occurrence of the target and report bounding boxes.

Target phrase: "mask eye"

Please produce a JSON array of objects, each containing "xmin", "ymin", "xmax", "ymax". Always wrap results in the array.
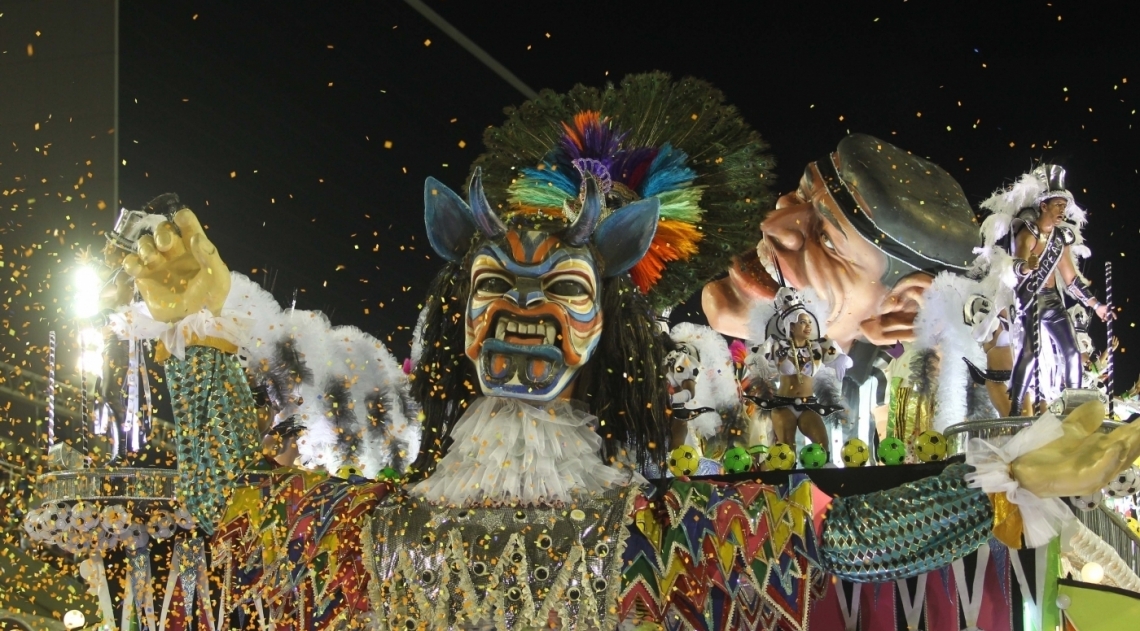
[
  {"xmin": 475, "ymin": 275, "xmax": 511, "ymax": 294},
  {"xmin": 820, "ymin": 232, "xmax": 837, "ymax": 251},
  {"xmin": 547, "ymin": 278, "xmax": 588, "ymax": 297}
]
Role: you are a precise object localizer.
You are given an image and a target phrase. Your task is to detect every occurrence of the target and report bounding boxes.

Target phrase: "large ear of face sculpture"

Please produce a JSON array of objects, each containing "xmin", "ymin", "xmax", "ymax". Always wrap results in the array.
[{"xmin": 593, "ymin": 197, "xmax": 660, "ymax": 278}]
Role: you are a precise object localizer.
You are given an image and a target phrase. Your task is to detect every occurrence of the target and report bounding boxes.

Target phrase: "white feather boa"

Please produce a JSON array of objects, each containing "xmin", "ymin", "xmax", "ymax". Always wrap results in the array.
[
  {"xmin": 668, "ymin": 322, "xmax": 740, "ymax": 439},
  {"xmin": 913, "ymin": 272, "xmax": 989, "ymax": 431},
  {"xmin": 224, "ymin": 273, "xmax": 421, "ymax": 477}
]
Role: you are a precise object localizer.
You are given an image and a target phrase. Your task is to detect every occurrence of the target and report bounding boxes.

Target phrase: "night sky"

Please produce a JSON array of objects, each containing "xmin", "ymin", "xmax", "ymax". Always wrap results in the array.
[
  {"xmin": 6, "ymin": 0, "xmax": 1140, "ymax": 428},
  {"xmin": 3, "ymin": 1, "xmax": 1138, "ymax": 618}
]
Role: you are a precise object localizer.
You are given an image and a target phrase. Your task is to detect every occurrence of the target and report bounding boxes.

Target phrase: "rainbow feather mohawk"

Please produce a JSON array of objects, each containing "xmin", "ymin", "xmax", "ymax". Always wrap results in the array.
[
  {"xmin": 507, "ymin": 111, "xmax": 705, "ymax": 294},
  {"xmin": 473, "ymin": 72, "xmax": 775, "ymax": 312}
]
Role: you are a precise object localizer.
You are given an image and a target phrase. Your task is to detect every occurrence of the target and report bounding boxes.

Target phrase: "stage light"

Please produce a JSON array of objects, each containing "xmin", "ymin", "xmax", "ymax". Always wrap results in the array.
[
  {"xmin": 73, "ymin": 265, "xmax": 103, "ymax": 319},
  {"xmin": 78, "ymin": 327, "xmax": 104, "ymax": 375}
]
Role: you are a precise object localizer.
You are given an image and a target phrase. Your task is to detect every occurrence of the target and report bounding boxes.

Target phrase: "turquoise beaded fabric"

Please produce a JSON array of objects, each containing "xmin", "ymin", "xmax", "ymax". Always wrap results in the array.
[
  {"xmin": 818, "ymin": 463, "xmax": 993, "ymax": 582},
  {"xmin": 165, "ymin": 346, "xmax": 261, "ymax": 535}
]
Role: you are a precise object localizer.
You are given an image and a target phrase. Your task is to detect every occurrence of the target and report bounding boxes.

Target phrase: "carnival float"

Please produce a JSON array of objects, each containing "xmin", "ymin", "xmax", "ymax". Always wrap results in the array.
[{"xmin": 20, "ymin": 74, "xmax": 1140, "ymax": 630}]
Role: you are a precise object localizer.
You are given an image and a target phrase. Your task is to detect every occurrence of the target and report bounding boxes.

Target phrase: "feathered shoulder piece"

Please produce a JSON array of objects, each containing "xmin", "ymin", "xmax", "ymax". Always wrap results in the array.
[
  {"xmin": 977, "ymin": 164, "xmax": 1088, "ymax": 259},
  {"xmin": 473, "ymin": 72, "xmax": 774, "ymax": 311}
]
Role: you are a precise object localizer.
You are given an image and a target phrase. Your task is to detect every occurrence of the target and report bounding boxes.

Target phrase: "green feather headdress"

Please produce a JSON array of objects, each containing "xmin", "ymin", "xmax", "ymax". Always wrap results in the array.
[{"xmin": 472, "ymin": 72, "xmax": 775, "ymax": 312}]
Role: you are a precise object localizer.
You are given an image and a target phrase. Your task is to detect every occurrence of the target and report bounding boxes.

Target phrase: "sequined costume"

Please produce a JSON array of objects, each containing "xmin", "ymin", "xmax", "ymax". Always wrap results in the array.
[
  {"xmin": 164, "ymin": 346, "xmax": 262, "ymax": 535},
  {"xmin": 1008, "ymin": 224, "xmax": 1083, "ymax": 411}
]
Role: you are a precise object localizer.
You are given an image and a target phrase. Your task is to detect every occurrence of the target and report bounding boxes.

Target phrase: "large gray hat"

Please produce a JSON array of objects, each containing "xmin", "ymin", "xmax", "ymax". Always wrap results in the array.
[{"xmin": 815, "ymin": 134, "xmax": 980, "ymax": 279}]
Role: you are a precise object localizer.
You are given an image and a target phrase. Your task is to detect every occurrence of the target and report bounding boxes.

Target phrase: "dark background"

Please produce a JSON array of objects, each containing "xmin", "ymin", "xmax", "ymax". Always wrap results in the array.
[
  {"xmin": 4, "ymin": 0, "xmax": 1140, "ymax": 451},
  {"xmin": 116, "ymin": 0, "xmax": 1140, "ymax": 372}
]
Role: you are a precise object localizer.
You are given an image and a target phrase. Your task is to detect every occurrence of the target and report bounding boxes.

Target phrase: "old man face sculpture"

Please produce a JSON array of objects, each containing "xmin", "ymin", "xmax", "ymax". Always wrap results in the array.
[{"xmin": 425, "ymin": 169, "xmax": 659, "ymax": 401}]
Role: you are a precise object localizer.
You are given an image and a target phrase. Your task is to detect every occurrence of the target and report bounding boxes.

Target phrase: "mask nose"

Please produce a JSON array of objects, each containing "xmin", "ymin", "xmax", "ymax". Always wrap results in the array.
[{"xmin": 507, "ymin": 277, "xmax": 546, "ymax": 308}]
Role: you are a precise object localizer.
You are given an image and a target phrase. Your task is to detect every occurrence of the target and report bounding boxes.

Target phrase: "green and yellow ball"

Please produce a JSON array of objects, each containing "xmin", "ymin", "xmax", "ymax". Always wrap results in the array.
[
  {"xmin": 767, "ymin": 443, "xmax": 796, "ymax": 471},
  {"xmin": 722, "ymin": 447, "xmax": 753, "ymax": 474},
  {"xmin": 914, "ymin": 430, "xmax": 948, "ymax": 463},
  {"xmin": 668, "ymin": 445, "xmax": 701, "ymax": 477},
  {"xmin": 878, "ymin": 437, "xmax": 907, "ymax": 465},
  {"xmin": 841, "ymin": 438, "xmax": 869, "ymax": 467},
  {"xmin": 799, "ymin": 443, "xmax": 829, "ymax": 469}
]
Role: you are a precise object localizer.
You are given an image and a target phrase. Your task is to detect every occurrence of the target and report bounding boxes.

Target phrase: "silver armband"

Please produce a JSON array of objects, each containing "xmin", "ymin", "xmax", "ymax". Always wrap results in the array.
[{"xmin": 1066, "ymin": 277, "xmax": 1097, "ymax": 307}]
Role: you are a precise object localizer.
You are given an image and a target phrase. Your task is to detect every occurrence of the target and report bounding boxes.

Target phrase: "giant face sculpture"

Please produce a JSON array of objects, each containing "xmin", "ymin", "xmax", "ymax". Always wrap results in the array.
[
  {"xmin": 465, "ymin": 232, "xmax": 602, "ymax": 399},
  {"xmin": 425, "ymin": 169, "xmax": 660, "ymax": 401},
  {"xmin": 702, "ymin": 134, "xmax": 980, "ymax": 348}
]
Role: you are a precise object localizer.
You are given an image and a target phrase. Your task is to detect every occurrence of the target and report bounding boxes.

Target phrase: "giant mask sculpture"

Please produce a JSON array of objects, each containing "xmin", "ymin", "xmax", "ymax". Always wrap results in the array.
[{"xmin": 425, "ymin": 168, "xmax": 660, "ymax": 401}]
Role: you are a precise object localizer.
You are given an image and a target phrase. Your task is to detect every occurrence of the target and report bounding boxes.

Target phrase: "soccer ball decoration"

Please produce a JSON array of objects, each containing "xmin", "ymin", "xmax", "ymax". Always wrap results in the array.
[
  {"xmin": 1127, "ymin": 516, "xmax": 1140, "ymax": 537},
  {"xmin": 878, "ymin": 437, "xmax": 908, "ymax": 465},
  {"xmin": 799, "ymin": 444, "xmax": 829, "ymax": 469},
  {"xmin": 1068, "ymin": 491, "xmax": 1103, "ymax": 511},
  {"xmin": 68, "ymin": 502, "xmax": 99, "ymax": 533},
  {"xmin": 841, "ymin": 438, "xmax": 870, "ymax": 467},
  {"xmin": 668, "ymin": 445, "xmax": 701, "ymax": 477},
  {"xmin": 335, "ymin": 465, "xmax": 363, "ymax": 479},
  {"xmin": 42, "ymin": 502, "xmax": 70, "ymax": 538},
  {"xmin": 173, "ymin": 506, "xmax": 196, "ymax": 531},
  {"xmin": 90, "ymin": 527, "xmax": 117, "ymax": 553},
  {"xmin": 23, "ymin": 507, "xmax": 48, "ymax": 542},
  {"xmin": 100, "ymin": 504, "xmax": 132, "ymax": 536},
  {"xmin": 379, "ymin": 467, "xmax": 401, "ymax": 481},
  {"xmin": 767, "ymin": 443, "xmax": 797, "ymax": 471},
  {"xmin": 147, "ymin": 510, "xmax": 176, "ymax": 540},
  {"xmin": 914, "ymin": 430, "xmax": 948, "ymax": 463},
  {"xmin": 722, "ymin": 447, "xmax": 752, "ymax": 474},
  {"xmin": 122, "ymin": 522, "xmax": 151, "ymax": 552},
  {"xmin": 1105, "ymin": 466, "xmax": 1140, "ymax": 498}
]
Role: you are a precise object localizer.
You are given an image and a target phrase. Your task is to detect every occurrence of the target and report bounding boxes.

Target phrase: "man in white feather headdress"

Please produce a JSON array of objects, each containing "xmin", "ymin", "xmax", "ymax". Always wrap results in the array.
[{"xmin": 977, "ymin": 164, "xmax": 1113, "ymax": 414}]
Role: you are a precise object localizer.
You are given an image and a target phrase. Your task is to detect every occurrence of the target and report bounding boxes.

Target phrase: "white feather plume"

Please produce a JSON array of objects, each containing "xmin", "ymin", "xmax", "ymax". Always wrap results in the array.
[
  {"xmin": 225, "ymin": 273, "xmax": 420, "ymax": 477},
  {"xmin": 913, "ymin": 272, "xmax": 988, "ymax": 431},
  {"xmin": 977, "ymin": 170, "xmax": 1086, "ymax": 258},
  {"xmin": 668, "ymin": 322, "xmax": 741, "ymax": 440}
]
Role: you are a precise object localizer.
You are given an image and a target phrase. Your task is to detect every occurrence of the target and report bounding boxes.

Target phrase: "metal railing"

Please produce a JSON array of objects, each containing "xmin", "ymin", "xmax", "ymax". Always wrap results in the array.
[
  {"xmin": 1076, "ymin": 504, "xmax": 1140, "ymax": 578},
  {"xmin": 0, "ymin": 360, "xmax": 176, "ymax": 457}
]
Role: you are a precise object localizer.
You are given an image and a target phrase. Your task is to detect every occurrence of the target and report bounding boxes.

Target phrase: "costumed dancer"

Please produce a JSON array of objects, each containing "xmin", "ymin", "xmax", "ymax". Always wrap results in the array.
[
  {"xmin": 748, "ymin": 287, "xmax": 850, "ymax": 451},
  {"xmin": 978, "ymin": 165, "xmax": 1112, "ymax": 415},
  {"xmin": 86, "ymin": 75, "xmax": 1140, "ymax": 630}
]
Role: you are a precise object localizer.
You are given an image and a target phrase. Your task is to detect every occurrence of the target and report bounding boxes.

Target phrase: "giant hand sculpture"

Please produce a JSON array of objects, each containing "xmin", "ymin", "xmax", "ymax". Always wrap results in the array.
[
  {"xmin": 1011, "ymin": 401, "xmax": 1140, "ymax": 498},
  {"xmin": 122, "ymin": 209, "xmax": 230, "ymax": 322}
]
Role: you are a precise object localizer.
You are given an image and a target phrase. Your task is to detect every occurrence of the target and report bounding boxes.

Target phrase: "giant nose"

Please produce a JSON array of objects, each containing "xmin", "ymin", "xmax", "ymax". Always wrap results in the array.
[{"xmin": 760, "ymin": 199, "xmax": 813, "ymax": 252}]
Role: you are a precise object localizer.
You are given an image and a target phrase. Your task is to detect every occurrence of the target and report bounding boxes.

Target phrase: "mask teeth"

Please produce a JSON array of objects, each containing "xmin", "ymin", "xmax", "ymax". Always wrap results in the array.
[{"xmin": 492, "ymin": 316, "xmax": 559, "ymax": 346}]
